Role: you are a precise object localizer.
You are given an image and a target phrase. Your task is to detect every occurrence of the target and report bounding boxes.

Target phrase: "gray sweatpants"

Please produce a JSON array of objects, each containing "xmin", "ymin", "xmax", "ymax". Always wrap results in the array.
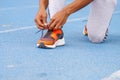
[{"xmin": 48, "ymin": 0, "xmax": 117, "ymax": 43}]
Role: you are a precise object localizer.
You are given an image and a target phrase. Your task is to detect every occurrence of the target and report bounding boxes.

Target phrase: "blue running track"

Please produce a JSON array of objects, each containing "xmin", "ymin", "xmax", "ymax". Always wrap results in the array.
[{"xmin": 0, "ymin": 0, "xmax": 120, "ymax": 80}]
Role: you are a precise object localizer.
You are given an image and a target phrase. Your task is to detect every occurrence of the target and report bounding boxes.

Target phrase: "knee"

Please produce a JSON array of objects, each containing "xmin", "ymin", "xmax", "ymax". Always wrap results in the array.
[{"xmin": 88, "ymin": 33, "xmax": 105, "ymax": 43}]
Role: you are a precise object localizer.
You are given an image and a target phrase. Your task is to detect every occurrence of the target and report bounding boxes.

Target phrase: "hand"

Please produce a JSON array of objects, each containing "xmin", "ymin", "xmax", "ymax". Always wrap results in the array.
[
  {"xmin": 35, "ymin": 9, "xmax": 48, "ymax": 30},
  {"xmin": 49, "ymin": 10, "xmax": 69, "ymax": 30}
]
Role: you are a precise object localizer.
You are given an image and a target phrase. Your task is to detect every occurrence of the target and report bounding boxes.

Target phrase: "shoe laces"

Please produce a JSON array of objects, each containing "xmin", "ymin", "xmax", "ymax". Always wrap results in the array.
[
  {"xmin": 36, "ymin": 30, "xmax": 53, "ymax": 38},
  {"xmin": 36, "ymin": 30, "xmax": 44, "ymax": 38}
]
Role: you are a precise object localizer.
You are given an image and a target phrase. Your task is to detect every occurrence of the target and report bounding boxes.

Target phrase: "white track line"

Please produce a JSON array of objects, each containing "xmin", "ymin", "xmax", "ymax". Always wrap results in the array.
[
  {"xmin": 67, "ymin": 17, "xmax": 88, "ymax": 22},
  {"xmin": 0, "ymin": 10, "xmax": 120, "ymax": 34},
  {"xmin": 0, "ymin": 17, "xmax": 87, "ymax": 34},
  {"xmin": 0, "ymin": 24, "xmax": 13, "ymax": 27},
  {"xmin": 0, "ymin": 26, "xmax": 35, "ymax": 33},
  {"xmin": 102, "ymin": 70, "xmax": 120, "ymax": 80},
  {"xmin": 0, "ymin": 5, "xmax": 38, "ymax": 11}
]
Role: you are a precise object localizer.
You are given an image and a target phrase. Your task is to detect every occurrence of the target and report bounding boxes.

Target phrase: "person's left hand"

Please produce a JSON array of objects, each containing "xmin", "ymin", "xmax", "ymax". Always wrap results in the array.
[{"xmin": 49, "ymin": 10, "xmax": 70, "ymax": 30}]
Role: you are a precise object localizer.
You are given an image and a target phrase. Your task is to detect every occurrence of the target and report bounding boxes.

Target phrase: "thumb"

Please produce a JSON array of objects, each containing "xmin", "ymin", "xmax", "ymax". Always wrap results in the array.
[
  {"xmin": 43, "ymin": 17, "xmax": 48, "ymax": 29},
  {"xmin": 43, "ymin": 17, "xmax": 47, "ymax": 24}
]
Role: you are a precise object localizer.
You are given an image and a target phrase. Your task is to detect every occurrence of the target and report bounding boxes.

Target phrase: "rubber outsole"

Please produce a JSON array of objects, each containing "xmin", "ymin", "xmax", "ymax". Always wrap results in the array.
[
  {"xmin": 83, "ymin": 27, "xmax": 88, "ymax": 36},
  {"xmin": 37, "ymin": 38, "xmax": 65, "ymax": 49}
]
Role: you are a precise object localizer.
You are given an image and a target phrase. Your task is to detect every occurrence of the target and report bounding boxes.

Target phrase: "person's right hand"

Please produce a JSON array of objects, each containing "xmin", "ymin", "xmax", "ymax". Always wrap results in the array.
[{"xmin": 35, "ymin": 9, "xmax": 48, "ymax": 30}]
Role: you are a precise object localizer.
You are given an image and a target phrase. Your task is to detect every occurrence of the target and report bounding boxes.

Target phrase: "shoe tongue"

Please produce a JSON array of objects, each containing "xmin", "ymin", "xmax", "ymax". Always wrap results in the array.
[{"xmin": 43, "ymin": 30, "xmax": 53, "ymax": 38}]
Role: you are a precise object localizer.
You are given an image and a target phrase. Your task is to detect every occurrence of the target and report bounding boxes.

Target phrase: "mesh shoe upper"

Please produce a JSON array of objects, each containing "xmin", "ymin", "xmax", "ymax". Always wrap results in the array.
[{"xmin": 37, "ymin": 29, "xmax": 64, "ymax": 45}]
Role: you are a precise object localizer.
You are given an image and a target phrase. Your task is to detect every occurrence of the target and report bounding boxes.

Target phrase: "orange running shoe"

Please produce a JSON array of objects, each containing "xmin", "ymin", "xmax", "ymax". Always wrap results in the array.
[
  {"xmin": 83, "ymin": 26, "xmax": 88, "ymax": 36},
  {"xmin": 37, "ymin": 29, "xmax": 65, "ymax": 49}
]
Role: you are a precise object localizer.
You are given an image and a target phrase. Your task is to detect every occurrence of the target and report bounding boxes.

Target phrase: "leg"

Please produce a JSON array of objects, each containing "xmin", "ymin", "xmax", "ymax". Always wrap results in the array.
[
  {"xmin": 48, "ymin": 0, "xmax": 66, "ymax": 18},
  {"xmin": 87, "ymin": 0, "xmax": 117, "ymax": 43}
]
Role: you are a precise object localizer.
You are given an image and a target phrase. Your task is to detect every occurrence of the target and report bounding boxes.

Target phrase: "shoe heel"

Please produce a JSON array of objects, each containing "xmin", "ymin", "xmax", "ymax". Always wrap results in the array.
[{"xmin": 56, "ymin": 38, "xmax": 65, "ymax": 46}]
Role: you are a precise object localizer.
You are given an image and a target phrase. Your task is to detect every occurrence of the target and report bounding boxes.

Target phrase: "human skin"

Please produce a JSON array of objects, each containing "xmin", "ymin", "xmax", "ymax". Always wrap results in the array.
[{"xmin": 35, "ymin": 0, "xmax": 93, "ymax": 30}]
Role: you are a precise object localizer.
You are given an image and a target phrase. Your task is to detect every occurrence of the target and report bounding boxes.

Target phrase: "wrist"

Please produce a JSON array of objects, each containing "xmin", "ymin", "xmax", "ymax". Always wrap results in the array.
[
  {"xmin": 62, "ymin": 9, "xmax": 71, "ymax": 17},
  {"xmin": 62, "ymin": 8, "xmax": 71, "ymax": 16},
  {"xmin": 39, "ymin": 7, "xmax": 46, "ymax": 11}
]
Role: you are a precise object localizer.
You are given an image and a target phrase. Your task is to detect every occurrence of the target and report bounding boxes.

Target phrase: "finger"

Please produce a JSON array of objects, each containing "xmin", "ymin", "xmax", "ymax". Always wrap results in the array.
[
  {"xmin": 49, "ymin": 20, "xmax": 57, "ymax": 30},
  {"xmin": 35, "ymin": 18, "xmax": 44, "ymax": 27},
  {"xmin": 42, "ymin": 17, "xmax": 47, "ymax": 24},
  {"xmin": 42, "ymin": 16, "xmax": 49, "ymax": 29},
  {"xmin": 36, "ymin": 22, "xmax": 44, "ymax": 30},
  {"xmin": 49, "ymin": 18, "xmax": 55, "ymax": 27},
  {"xmin": 54, "ymin": 22, "xmax": 61, "ymax": 30},
  {"xmin": 35, "ymin": 19, "xmax": 44, "ymax": 30},
  {"xmin": 44, "ymin": 23, "xmax": 48, "ymax": 29}
]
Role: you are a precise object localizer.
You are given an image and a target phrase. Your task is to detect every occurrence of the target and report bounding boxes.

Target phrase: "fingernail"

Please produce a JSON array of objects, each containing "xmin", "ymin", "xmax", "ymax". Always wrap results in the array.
[{"xmin": 44, "ymin": 23, "xmax": 48, "ymax": 26}]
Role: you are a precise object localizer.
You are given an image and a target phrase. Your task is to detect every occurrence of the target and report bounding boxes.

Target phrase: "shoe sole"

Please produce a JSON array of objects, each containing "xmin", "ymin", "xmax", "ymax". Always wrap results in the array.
[
  {"xmin": 37, "ymin": 38, "xmax": 65, "ymax": 49},
  {"xmin": 83, "ymin": 27, "xmax": 88, "ymax": 36}
]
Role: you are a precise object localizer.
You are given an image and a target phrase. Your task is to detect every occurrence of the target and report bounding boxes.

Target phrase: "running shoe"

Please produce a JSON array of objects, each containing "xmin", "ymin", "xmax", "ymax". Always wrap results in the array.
[
  {"xmin": 37, "ymin": 29, "xmax": 65, "ymax": 49},
  {"xmin": 83, "ymin": 26, "xmax": 88, "ymax": 36}
]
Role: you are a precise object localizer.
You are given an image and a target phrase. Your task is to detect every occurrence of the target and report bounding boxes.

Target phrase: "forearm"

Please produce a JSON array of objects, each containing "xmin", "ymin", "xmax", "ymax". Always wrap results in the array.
[
  {"xmin": 63, "ymin": 0, "xmax": 93, "ymax": 15},
  {"xmin": 39, "ymin": 0, "xmax": 49, "ymax": 10}
]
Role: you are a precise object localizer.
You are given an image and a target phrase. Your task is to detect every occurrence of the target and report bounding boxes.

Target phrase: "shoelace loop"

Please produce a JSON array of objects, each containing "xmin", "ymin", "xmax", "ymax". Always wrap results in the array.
[{"xmin": 36, "ymin": 30, "xmax": 44, "ymax": 38}]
